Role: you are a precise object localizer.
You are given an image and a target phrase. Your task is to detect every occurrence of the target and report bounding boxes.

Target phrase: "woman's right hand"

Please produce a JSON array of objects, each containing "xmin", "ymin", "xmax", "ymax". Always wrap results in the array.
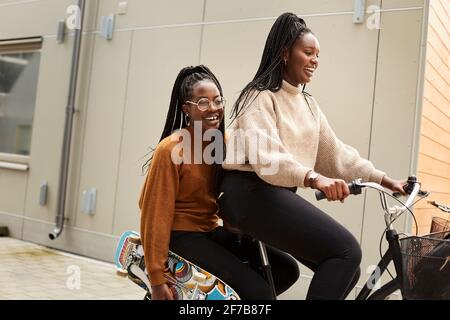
[
  {"xmin": 151, "ymin": 283, "xmax": 174, "ymax": 300},
  {"xmin": 313, "ymin": 176, "xmax": 350, "ymax": 203}
]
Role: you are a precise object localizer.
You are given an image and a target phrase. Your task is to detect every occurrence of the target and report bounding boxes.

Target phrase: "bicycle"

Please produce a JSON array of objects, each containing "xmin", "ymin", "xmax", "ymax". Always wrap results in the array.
[{"xmin": 312, "ymin": 176, "xmax": 450, "ymax": 300}]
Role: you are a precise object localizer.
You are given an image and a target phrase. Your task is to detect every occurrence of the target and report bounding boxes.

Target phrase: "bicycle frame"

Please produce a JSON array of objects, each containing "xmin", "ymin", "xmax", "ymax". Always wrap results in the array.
[{"xmin": 356, "ymin": 229, "xmax": 403, "ymax": 299}]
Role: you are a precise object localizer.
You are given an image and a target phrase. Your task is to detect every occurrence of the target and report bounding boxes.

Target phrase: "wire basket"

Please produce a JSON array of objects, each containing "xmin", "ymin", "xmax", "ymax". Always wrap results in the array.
[
  {"xmin": 400, "ymin": 230, "xmax": 450, "ymax": 300},
  {"xmin": 430, "ymin": 216, "xmax": 450, "ymax": 233}
]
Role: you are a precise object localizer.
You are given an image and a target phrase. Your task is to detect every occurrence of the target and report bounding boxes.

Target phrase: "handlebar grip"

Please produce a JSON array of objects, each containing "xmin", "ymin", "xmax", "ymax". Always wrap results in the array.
[
  {"xmin": 315, "ymin": 181, "xmax": 362, "ymax": 201},
  {"xmin": 315, "ymin": 190, "xmax": 327, "ymax": 201}
]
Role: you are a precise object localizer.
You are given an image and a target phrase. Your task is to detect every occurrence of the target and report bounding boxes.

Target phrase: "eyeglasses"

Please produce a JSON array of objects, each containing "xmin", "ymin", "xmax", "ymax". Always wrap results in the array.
[{"xmin": 185, "ymin": 97, "xmax": 226, "ymax": 111}]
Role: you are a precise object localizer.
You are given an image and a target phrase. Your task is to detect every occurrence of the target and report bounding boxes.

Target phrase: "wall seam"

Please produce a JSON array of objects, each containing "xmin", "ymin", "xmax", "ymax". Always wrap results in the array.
[
  {"xmin": 110, "ymin": 30, "xmax": 135, "ymax": 235},
  {"xmin": 69, "ymin": 26, "xmax": 98, "ymax": 226},
  {"xmin": 360, "ymin": 0, "xmax": 383, "ymax": 244}
]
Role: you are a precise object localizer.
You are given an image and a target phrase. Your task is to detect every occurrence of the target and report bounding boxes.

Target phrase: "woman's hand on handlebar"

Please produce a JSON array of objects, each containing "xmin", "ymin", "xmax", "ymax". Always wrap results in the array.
[
  {"xmin": 151, "ymin": 283, "xmax": 174, "ymax": 300},
  {"xmin": 313, "ymin": 176, "xmax": 350, "ymax": 202},
  {"xmin": 380, "ymin": 176, "xmax": 408, "ymax": 196}
]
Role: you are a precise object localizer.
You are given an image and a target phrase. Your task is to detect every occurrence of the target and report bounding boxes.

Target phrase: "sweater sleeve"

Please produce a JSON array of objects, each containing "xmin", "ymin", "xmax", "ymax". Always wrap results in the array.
[
  {"xmin": 314, "ymin": 103, "xmax": 386, "ymax": 183},
  {"xmin": 139, "ymin": 142, "xmax": 179, "ymax": 286},
  {"xmin": 235, "ymin": 93, "xmax": 311, "ymax": 187}
]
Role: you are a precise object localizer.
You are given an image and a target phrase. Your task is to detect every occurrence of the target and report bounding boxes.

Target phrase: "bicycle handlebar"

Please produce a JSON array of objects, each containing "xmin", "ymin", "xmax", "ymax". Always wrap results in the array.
[
  {"xmin": 315, "ymin": 176, "xmax": 428, "ymax": 229},
  {"xmin": 315, "ymin": 180, "xmax": 363, "ymax": 201},
  {"xmin": 315, "ymin": 175, "xmax": 427, "ymax": 202}
]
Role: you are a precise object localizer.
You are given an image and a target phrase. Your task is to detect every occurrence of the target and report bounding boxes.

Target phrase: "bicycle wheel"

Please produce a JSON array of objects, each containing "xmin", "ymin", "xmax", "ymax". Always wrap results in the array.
[{"xmin": 367, "ymin": 279, "xmax": 401, "ymax": 300}]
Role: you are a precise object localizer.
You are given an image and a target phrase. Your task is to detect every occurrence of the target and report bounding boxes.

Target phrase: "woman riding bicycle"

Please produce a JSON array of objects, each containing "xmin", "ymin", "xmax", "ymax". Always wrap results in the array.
[{"xmin": 219, "ymin": 13, "xmax": 408, "ymax": 300}]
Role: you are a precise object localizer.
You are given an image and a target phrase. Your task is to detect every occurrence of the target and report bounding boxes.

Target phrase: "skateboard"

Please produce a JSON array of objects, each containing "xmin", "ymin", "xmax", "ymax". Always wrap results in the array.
[{"xmin": 115, "ymin": 230, "xmax": 240, "ymax": 300}]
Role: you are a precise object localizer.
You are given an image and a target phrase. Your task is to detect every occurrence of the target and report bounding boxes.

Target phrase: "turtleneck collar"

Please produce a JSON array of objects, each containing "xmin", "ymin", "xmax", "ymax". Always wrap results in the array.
[{"xmin": 281, "ymin": 79, "xmax": 303, "ymax": 95}]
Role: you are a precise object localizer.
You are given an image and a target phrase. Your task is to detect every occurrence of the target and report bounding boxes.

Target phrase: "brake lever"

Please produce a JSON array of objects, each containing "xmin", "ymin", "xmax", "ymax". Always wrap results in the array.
[{"xmin": 392, "ymin": 175, "xmax": 428, "ymax": 199}]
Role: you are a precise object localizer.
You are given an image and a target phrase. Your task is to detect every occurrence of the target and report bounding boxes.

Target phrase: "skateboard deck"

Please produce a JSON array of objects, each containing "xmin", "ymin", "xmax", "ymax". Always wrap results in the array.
[{"xmin": 115, "ymin": 230, "xmax": 240, "ymax": 300}]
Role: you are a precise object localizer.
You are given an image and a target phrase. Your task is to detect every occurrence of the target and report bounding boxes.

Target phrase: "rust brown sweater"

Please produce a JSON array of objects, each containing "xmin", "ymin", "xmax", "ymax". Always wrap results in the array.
[{"xmin": 139, "ymin": 133, "xmax": 219, "ymax": 286}]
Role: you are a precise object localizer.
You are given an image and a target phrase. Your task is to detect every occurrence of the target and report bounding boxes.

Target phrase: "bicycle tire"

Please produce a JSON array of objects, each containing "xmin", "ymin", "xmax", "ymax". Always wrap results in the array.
[{"xmin": 367, "ymin": 279, "xmax": 401, "ymax": 300}]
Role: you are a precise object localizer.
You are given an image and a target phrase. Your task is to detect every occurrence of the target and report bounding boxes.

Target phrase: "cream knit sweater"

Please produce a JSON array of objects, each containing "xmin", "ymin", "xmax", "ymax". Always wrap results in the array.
[{"xmin": 223, "ymin": 80, "xmax": 386, "ymax": 187}]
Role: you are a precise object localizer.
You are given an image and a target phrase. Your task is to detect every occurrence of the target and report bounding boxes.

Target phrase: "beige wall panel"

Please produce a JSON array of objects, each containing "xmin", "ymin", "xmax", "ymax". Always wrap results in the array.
[
  {"xmin": 382, "ymin": 0, "xmax": 424, "ymax": 9},
  {"xmin": 360, "ymin": 8, "xmax": 424, "ymax": 283},
  {"xmin": 75, "ymin": 32, "xmax": 132, "ymax": 234},
  {"xmin": 113, "ymin": 26, "xmax": 202, "ymax": 235},
  {"xmin": 200, "ymin": 20, "xmax": 272, "ymax": 115},
  {"xmin": 204, "ymin": 0, "xmax": 381, "ymax": 21},
  {"xmin": 0, "ymin": 169, "xmax": 27, "ymax": 214},
  {"xmin": 0, "ymin": 0, "xmax": 99, "ymax": 39},
  {"xmin": 65, "ymin": 34, "xmax": 98, "ymax": 228},
  {"xmin": 23, "ymin": 37, "xmax": 72, "ymax": 222},
  {"xmin": 22, "ymin": 218, "xmax": 117, "ymax": 262},
  {"xmin": 23, "ymin": 35, "xmax": 95, "ymax": 227},
  {"xmin": 303, "ymin": 15, "xmax": 378, "ymax": 163},
  {"xmin": 97, "ymin": 0, "xmax": 204, "ymax": 30}
]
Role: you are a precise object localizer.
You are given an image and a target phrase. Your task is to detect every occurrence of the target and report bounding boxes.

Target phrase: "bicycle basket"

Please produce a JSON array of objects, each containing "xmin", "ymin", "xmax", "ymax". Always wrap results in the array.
[
  {"xmin": 430, "ymin": 216, "xmax": 450, "ymax": 234},
  {"xmin": 400, "ymin": 231, "xmax": 450, "ymax": 300}
]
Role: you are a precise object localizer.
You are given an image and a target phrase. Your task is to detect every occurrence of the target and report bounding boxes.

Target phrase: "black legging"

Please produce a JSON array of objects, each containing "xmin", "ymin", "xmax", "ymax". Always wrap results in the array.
[
  {"xmin": 218, "ymin": 170, "xmax": 362, "ymax": 300},
  {"xmin": 169, "ymin": 227, "xmax": 299, "ymax": 300}
]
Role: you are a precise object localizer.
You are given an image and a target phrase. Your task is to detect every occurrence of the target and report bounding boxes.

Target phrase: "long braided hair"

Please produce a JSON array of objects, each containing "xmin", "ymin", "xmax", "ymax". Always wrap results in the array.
[
  {"xmin": 230, "ymin": 12, "xmax": 312, "ymax": 122},
  {"xmin": 142, "ymin": 65, "xmax": 225, "ymax": 195}
]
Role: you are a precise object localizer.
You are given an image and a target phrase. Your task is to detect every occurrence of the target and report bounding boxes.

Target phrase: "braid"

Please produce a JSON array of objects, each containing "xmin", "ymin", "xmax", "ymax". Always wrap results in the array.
[
  {"xmin": 230, "ymin": 12, "xmax": 312, "ymax": 122},
  {"xmin": 142, "ymin": 65, "xmax": 225, "ymax": 184}
]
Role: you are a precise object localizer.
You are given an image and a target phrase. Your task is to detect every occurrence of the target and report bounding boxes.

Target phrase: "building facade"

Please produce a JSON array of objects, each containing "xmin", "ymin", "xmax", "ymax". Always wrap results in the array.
[{"xmin": 0, "ymin": 0, "xmax": 442, "ymax": 299}]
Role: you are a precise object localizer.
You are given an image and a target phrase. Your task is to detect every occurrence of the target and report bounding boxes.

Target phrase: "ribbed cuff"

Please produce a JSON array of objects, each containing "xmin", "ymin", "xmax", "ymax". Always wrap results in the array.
[{"xmin": 296, "ymin": 166, "xmax": 312, "ymax": 188}]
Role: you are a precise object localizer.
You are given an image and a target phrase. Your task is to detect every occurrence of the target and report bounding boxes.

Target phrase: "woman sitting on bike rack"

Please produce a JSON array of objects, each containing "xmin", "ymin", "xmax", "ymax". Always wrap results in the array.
[
  {"xmin": 219, "ymin": 13, "xmax": 408, "ymax": 300},
  {"xmin": 139, "ymin": 65, "xmax": 299, "ymax": 300}
]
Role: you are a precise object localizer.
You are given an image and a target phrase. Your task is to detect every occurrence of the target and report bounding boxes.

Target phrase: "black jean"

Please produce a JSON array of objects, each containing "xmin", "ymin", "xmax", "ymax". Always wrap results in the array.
[
  {"xmin": 218, "ymin": 170, "xmax": 362, "ymax": 300},
  {"xmin": 169, "ymin": 226, "xmax": 299, "ymax": 300}
]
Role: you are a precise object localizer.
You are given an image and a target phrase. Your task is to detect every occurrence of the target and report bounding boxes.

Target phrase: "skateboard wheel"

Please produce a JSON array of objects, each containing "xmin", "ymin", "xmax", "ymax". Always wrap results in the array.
[
  {"xmin": 116, "ymin": 269, "xmax": 128, "ymax": 277},
  {"xmin": 129, "ymin": 235, "xmax": 141, "ymax": 245}
]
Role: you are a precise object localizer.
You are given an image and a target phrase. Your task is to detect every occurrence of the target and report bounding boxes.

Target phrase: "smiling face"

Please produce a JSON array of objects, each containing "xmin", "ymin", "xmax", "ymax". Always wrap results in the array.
[
  {"xmin": 282, "ymin": 32, "xmax": 320, "ymax": 86},
  {"xmin": 182, "ymin": 80, "xmax": 224, "ymax": 132}
]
